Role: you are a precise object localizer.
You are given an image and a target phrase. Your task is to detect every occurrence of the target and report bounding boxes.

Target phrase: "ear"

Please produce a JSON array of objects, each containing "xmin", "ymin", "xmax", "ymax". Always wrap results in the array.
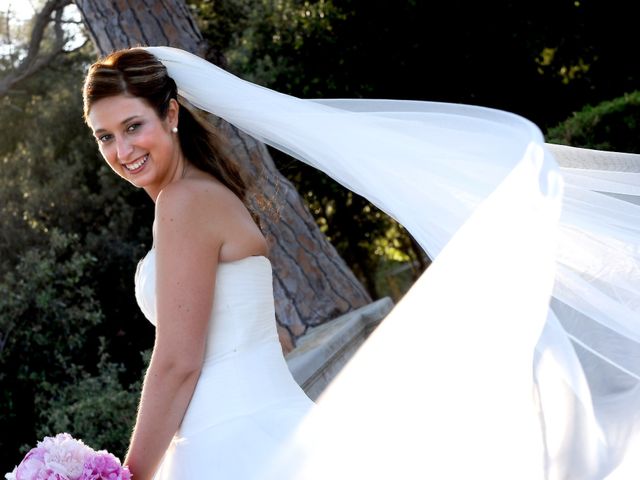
[{"xmin": 166, "ymin": 98, "xmax": 180, "ymax": 130}]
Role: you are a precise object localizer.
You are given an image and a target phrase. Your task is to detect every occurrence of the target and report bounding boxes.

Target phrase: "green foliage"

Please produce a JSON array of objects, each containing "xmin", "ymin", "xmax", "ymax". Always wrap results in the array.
[
  {"xmin": 226, "ymin": 0, "xmax": 345, "ymax": 95},
  {"xmin": 36, "ymin": 346, "xmax": 146, "ymax": 461},
  {"xmin": 0, "ymin": 229, "xmax": 102, "ymax": 459},
  {"xmin": 186, "ymin": 0, "xmax": 254, "ymax": 61},
  {"xmin": 546, "ymin": 91, "xmax": 640, "ymax": 153},
  {"xmin": 190, "ymin": 0, "xmax": 351, "ymax": 97},
  {"xmin": 189, "ymin": 0, "xmax": 344, "ymax": 93}
]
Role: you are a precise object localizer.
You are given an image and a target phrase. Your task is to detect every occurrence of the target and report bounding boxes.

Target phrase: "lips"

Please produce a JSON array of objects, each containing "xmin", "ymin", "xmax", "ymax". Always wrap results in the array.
[{"xmin": 123, "ymin": 154, "xmax": 148, "ymax": 172}]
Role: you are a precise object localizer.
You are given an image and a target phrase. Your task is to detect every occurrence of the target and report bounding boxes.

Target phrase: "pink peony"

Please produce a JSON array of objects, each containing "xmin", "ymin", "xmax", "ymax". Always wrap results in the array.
[
  {"xmin": 82, "ymin": 452, "xmax": 131, "ymax": 480},
  {"xmin": 14, "ymin": 447, "xmax": 70, "ymax": 480},
  {"xmin": 5, "ymin": 434, "xmax": 129, "ymax": 480},
  {"xmin": 14, "ymin": 447, "xmax": 47, "ymax": 480},
  {"xmin": 38, "ymin": 433, "xmax": 91, "ymax": 479}
]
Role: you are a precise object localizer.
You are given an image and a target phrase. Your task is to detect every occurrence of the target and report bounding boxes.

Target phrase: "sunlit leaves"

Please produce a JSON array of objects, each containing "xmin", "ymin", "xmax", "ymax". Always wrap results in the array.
[{"xmin": 536, "ymin": 46, "xmax": 592, "ymax": 85}]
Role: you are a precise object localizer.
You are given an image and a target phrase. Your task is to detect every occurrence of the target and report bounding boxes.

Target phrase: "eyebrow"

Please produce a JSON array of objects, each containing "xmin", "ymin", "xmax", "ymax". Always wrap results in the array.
[{"xmin": 93, "ymin": 115, "xmax": 142, "ymax": 135}]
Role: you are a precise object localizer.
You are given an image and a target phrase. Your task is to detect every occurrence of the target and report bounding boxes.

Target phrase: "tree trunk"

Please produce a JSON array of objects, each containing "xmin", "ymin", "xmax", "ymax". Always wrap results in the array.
[{"xmin": 74, "ymin": 0, "xmax": 371, "ymax": 351}]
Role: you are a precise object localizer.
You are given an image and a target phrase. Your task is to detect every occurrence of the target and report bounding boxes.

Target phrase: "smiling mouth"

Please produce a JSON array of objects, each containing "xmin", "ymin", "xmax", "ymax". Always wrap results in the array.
[{"xmin": 124, "ymin": 154, "xmax": 148, "ymax": 172}]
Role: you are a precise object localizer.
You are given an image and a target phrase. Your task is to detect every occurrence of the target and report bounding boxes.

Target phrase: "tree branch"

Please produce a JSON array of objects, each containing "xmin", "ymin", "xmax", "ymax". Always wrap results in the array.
[{"xmin": 0, "ymin": 0, "xmax": 72, "ymax": 96}]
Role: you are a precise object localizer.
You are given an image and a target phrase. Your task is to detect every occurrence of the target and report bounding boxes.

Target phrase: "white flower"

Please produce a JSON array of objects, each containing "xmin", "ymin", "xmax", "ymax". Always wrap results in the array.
[
  {"xmin": 39, "ymin": 433, "xmax": 92, "ymax": 479},
  {"xmin": 4, "ymin": 467, "xmax": 16, "ymax": 480}
]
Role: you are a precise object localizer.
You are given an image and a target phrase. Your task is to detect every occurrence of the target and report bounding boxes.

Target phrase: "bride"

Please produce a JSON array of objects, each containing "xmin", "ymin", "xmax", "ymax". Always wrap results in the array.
[
  {"xmin": 83, "ymin": 49, "xmax": 315, "ymax": 480},
  {"xmin": 83, "ymin": 47, "xmax": 640, "ymax": 479}
]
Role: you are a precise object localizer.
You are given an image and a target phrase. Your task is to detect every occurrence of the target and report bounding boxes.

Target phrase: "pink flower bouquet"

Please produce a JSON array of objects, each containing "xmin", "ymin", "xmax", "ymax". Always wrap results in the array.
[{"xmin": 4, "ymin": 433, "xmax": 131, "ymax": 480}]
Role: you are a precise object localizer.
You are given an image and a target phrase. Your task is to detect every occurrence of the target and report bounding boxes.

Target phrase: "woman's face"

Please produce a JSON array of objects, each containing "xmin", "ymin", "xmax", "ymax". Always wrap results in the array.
[{"xmin": 87, "ymin": 94, "xmax": 182, "ymax": 196}]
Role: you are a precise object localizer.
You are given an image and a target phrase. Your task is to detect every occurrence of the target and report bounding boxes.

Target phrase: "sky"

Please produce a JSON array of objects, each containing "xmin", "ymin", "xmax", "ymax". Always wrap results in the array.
[
  {"xmin": 1, "ymin": 0, "xmax": 84, "ymax": 57},
  {"xmin": 0, "ymin": 0, "xmax": 36, "ymax": 21},
  {"xmin": 0, "ymin": 1, "xmax": 33, "ymax": 57}
]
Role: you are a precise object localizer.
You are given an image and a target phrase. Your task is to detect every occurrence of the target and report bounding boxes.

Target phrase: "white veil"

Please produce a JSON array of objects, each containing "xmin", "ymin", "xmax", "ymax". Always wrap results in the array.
[{"xmin": 146, "ymin": 46, "xmax": 640, "ymax": 479}]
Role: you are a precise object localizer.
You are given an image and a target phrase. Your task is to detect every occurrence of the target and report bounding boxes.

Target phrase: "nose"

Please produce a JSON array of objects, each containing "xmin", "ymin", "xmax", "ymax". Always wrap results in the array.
[{"xmin": 115, "ymin": 135, "xmax": 133, "ymax": 162}]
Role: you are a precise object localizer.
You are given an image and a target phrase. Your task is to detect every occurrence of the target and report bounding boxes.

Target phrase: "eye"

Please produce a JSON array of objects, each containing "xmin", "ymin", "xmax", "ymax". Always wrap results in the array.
[
  {"xmin": 127, "ymin": 123, "xmax": 141, "ymax": 133},
  {"xmin": 97, "ymin": 134, "xmax": 113, "ymax": 143}
]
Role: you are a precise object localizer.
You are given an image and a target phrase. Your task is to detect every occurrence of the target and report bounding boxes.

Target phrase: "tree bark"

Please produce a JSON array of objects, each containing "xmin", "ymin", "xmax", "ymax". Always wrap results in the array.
[{"xmin": 74, "ymin": 0, "xmax": 372, "ymax": 351}]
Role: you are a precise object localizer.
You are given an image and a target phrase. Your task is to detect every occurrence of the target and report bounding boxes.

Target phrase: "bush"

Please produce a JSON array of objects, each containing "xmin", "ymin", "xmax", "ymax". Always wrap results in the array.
[
  {"xmin": 0, "ymin": 230, "xmax": 103, "ymax": 461},
  {"xmin": 36, "ymin": 347, "xmax": 148, "ymax": 461},
  {"xmin": 546, "ymin": 91, "xmax": 640, "ymax": 153}
]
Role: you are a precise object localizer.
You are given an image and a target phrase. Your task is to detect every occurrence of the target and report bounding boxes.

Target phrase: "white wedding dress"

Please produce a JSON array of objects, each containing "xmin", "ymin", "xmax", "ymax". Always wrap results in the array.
[{"xmin": 135, "ymin": 250, "xmax": 314, "ymax": 479}]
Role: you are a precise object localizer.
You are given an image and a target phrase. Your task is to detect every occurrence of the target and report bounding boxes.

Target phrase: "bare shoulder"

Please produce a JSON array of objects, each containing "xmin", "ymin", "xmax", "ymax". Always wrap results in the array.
[
  {"xmin": 156, "ymin": 177, "xmax": 238, "ymax": 216},
  {"xmin": 155, "ymin": 176, "xmax": 266, "ymax": 261},
  {"xmin": 153, "ymin": 178, "xmax": 232, "ymax": 249}
]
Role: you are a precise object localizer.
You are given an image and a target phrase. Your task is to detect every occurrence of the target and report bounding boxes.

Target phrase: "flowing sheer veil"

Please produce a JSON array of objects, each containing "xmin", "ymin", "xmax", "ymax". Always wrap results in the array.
[{"xmin": 145, "ymin": 46, "xmax": 640, "ymax": 478}]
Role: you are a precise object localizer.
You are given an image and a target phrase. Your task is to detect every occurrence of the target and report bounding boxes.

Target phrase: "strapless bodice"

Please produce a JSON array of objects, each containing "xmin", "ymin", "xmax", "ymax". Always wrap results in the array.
[
  {"xmin": 135, "ymin": 250, "xmax": 279, "ymax": 363},
  {"xmin": 134, "ymin": 250, "xmax": 313, "ymax": 444}
]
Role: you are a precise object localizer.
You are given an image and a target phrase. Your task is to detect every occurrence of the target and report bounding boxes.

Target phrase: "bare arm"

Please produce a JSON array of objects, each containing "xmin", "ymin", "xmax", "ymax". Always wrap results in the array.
[{"xmin": 124, "ymin": 182, "xmax": 223, "ymax": 480}]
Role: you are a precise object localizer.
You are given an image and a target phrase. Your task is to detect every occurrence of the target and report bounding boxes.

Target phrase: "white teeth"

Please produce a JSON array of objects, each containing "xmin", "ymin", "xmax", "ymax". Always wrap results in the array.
[{"xmin": 125, "ymin": 155, "xmax": 148, "ymax": 171}]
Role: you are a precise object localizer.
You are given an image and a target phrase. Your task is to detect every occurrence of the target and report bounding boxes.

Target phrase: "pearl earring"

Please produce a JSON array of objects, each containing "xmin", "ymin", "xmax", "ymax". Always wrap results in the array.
[{"xmin": 172, "ymin": 127, "xmax": 178, "ymax": 133}]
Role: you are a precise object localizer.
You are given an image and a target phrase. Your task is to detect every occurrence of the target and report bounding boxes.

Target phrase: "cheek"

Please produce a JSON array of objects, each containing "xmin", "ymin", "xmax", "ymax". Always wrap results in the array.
[
  {"xmin": 145, "ymin": 129, "xmax": 171, "ymax": 155},
  {"xmin": 99, "ymin": 146, "xmax": 123, "ymax": 174}
]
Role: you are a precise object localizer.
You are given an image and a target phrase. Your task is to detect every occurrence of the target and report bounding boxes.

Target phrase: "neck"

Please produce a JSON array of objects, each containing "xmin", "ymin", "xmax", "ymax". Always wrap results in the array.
[{"xmin": 146, "ymin": 148, "xmax": 189, "ymax": 202}]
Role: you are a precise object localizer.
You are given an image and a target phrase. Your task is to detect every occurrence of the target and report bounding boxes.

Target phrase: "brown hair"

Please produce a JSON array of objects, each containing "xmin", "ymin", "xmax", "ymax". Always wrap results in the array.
[{"xmin": 82, "ymin": 48, "xmax": 247, "ymax": 201}]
